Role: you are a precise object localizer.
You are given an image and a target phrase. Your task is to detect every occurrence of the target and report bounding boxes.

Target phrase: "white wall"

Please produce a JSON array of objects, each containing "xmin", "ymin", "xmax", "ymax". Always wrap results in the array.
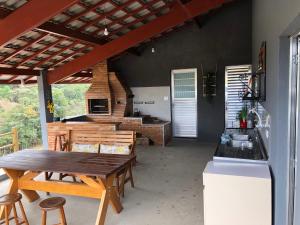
[
  {"xmin": 132, "ymin": 86, "xmax": 171, "ymax": 121},
  {"xmin": 253, "ymin": 1, "xmax": 300, "ymax": 225}
]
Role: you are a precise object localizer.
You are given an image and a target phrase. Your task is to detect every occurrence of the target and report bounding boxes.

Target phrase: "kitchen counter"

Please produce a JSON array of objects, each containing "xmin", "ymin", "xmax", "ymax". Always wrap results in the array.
[
  {"xmin": 203, "ymin": 161, "xmax": 271, "ymax": 225},
  {"xmin": 48, "ymin": 114, "xmax": 172, "ymax": 146},
  {"xmin": 214, "ymin": 128, "xmax": 268, "ymax": 163}
]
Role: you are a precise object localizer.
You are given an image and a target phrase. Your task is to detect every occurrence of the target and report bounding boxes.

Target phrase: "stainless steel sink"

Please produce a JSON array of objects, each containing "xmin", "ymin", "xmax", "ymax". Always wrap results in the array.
[
  {"xmin": 232, "ymin": 134, "xmax": 249, "ymax": 141},
  {"xmin": 230, "ymin": 134, "xmax": 253, "ymax": 148}
]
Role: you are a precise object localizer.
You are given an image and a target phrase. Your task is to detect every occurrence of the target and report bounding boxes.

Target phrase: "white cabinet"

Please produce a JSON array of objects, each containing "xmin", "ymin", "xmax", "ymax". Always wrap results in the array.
[{"xmin": 203, "ymin": 161, "xmax": 271, "ymax": 225}]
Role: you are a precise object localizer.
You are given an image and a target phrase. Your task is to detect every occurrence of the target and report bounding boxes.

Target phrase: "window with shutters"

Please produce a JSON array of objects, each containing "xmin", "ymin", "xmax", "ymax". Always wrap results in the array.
[{"xmin": 225, "ymin": 65, "xmax": 252, "ymax": 128}]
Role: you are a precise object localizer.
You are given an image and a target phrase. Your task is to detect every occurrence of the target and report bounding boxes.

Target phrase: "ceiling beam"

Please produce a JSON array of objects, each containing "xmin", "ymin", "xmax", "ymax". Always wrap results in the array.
[
  {"xmin": 7, "ymin": 75, "xmax": 19, "ymax": 83},
  {"xmin": 72, "ymin": 72, "xmax": 93, "ymax": 78},
  {"xmin": 37, "ymin": 23, "xmax": 104, "ymax": 46},
  {"xmin": 48, "ymin": 0, "xmax": 227, "ymax": 84},
  {"xmin": 24, "ymin": 76, "xmax": 35, "ymax": 83},
  {"xmin": 0, "ymin": 80, "xmax": 36, "ymax": 85},
  {"xmin": 0, "ymin": 33, "xmax": 49, "ymax": 63},
  {"xmin": 0, "ymin": 7, "xmax": 101, "ymax": 46},
  {"xmin": 0, "ymin": 0, "xmax": 78, "ymax": 47},
  {"xmin": 0, "ymin": 67, "xmax": 40, "ymax": 75},
  {"xmin": 33, "ymin": 41, "xmax": 80, "ymax": 68},
  {"xmin": 16, "ymin": 38, "xmax": 63, "ymax": 67}
]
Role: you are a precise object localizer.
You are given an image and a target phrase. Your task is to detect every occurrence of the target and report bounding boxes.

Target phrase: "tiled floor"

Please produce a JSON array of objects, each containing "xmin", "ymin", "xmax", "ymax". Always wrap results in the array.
[{"xmin": 0, "ymin": 139, "xmax": 216, "ymax": 225}]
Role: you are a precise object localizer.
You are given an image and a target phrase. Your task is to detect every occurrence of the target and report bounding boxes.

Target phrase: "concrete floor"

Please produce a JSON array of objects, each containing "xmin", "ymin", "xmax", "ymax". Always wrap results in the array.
[{"xmin": 0, "ymin": 139, "xmax": 216, "ymax": 225}]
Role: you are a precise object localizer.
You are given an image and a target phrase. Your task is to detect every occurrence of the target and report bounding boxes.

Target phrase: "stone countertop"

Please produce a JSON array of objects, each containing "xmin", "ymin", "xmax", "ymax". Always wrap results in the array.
[
  {"xmin": 56, "ymin": 114, "xmax": 171, "ymax": 127},
  {"xmin": 52, "ymin": 121, "xmax": 121, "ymax": 125},
  {"xmin": 141, "ymin": 121, "xmax": 171, "ymax": 126},
  {"xmin": 214, "ymin": 128, "xmax": 268, "ymax": 162}
]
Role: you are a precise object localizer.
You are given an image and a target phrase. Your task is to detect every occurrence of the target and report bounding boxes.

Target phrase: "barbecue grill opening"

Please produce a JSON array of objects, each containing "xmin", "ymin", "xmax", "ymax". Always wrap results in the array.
[{"xmin": 88, "ymin": 99, "xmax": 109, "ymax": 114}]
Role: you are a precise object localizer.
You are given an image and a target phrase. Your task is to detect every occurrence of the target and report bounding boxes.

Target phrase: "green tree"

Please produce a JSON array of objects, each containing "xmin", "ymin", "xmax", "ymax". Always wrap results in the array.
[{"xmin": 0, "ymin": 83, "xmax": 89, "ymax": 150}]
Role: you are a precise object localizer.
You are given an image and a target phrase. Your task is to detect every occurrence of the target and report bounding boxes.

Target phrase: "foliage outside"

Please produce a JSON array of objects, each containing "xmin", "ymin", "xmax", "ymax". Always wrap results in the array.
[{"xmin": 0, "ymin": 84, "xmax": 89, "ymax": 150}]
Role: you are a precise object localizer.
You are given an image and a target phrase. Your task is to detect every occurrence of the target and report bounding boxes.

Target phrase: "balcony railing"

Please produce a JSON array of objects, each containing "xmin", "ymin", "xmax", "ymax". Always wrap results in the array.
[{"xmin": 0, "ymin": 128, "xmax": 19, "ymax": 180}]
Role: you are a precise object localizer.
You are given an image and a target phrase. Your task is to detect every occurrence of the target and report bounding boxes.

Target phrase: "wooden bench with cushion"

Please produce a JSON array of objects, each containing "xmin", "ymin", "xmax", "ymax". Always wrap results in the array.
[{"xmin": 65, "ymin": 130, "xmax": 136, "ymax": 196}]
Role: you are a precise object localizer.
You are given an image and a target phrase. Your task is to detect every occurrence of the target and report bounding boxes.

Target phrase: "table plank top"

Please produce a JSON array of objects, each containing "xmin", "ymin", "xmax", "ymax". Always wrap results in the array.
[{"xmin": 0, "ymin": 150, "xmax": 135, "ymax": 178}]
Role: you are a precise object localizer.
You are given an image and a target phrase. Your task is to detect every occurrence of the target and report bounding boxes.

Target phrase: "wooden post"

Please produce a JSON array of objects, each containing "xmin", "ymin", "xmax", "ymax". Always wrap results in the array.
[{"xmin": 12, "ymin": 127, "xmax": 19, "ymax": 151}]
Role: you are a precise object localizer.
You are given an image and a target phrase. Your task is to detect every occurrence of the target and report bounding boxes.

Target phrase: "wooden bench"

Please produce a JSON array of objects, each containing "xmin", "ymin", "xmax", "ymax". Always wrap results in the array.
[
  {"xmin": 65, "ymin": 130, "xmax": 136, "ymax": 196},
  {"xmin": 68, "ymin": 130, "xmax": 136, "ymax": 156}
]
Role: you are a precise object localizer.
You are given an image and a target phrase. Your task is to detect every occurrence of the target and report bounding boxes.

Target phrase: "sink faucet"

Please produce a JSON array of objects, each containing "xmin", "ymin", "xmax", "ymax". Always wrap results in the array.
[{"xmin": 248, "ymin": 107, "xmax": 263, "ymax": 128}]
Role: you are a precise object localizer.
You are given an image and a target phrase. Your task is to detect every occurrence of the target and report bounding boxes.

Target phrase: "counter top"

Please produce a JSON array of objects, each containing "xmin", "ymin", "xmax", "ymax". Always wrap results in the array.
[
  {"xmin": 214, "ymin": 129, "xmax": 268, "ymax": 163},
  {"xmin": 51, "ymin": 121, "xmax": 121, "ymax": 125},
  {"xmin": 57, "ymin": 114, "xmax": 171, "ymax": 126},
  {"xmin": 204, "ymin": 161, "xmax": 271, "ymax": 179}
]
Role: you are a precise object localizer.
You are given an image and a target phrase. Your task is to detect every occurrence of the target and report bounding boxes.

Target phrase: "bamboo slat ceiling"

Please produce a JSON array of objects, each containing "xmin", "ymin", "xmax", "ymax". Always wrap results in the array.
[{"xmin": 0, "ymin": 0, "xmax": 175, "ymax": 84}]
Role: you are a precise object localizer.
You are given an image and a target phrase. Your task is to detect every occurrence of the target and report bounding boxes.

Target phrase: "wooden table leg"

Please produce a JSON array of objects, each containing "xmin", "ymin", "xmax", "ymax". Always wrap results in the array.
[
  {"xmin": 95, "ymin": 190, "xmax": 109, "ymax": 225},
  {"xmin": 19, "ymin": 171, "xmax": 40, "ymax": 202},
  {"xmin": 101, "ymin": 175, "xmax": 123, "ymax": 214},
  {"xmin": 95, "ymin": 175, "xmax": 123, "ymax": 225},
  {"xmin": 0, "ymin": 169, "xmax": 23, "ymax": 220}
]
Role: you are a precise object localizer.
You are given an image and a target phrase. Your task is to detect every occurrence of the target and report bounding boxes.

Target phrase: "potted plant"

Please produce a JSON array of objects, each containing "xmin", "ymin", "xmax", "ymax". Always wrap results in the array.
[{"xmin": 237, "ymin": 106, "xmax": 248, "ymax": 129}]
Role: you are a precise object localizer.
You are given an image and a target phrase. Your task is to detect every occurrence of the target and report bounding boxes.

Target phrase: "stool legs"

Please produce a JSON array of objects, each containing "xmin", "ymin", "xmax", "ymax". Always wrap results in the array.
[
  {"xmin": 59, "ymin": 207, "xmax": 67, "ymax": 225},
  {"xmin": 4, "ymin": 206, "xmax": 9, "ymax": 225},
  {"xmin": 40, "ymin": 209, "xmax": 67, "ymax": 225},
  {"xmin": 40, "ymin": 207, "xmax": 67, "ymax": 225},
  {"xmin": 41, "ymin": 211, "xmax": 46, "ymax": 225},
  {"xmin": 11, "ymin": 204, "xmax": 19, "ymax": 225},
  {"xmin": 18, "ymin": 201, "xmax": 29, "ymax": 225}
]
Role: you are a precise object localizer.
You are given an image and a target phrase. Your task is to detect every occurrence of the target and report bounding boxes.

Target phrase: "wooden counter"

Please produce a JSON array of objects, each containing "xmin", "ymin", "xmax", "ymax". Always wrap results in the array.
[{"xmin": 47, "ymin": 116, "xmax": 172, "ymax": 148}]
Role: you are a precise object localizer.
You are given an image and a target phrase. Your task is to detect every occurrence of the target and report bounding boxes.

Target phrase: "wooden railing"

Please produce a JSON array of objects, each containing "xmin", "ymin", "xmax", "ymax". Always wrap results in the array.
[{"xmin": 0, "ymin": 128, "xmax": 19, "ymax": 156}]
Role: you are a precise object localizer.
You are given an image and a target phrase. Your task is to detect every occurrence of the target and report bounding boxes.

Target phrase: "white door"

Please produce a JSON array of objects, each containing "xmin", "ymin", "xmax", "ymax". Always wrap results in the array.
[{"xmin": 171, "ymin": 69, "xmax": 197, "ymax": 137}]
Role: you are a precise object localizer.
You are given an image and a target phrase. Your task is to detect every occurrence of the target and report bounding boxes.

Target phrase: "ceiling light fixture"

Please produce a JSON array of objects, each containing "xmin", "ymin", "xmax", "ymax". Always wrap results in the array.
[
  {"xmin": 104, "ymin": 27, "xmax": 109, "ymax": 36},
  {"xmin": 103, "ymin": 5, "xmax": 109, "ymax": 36}
]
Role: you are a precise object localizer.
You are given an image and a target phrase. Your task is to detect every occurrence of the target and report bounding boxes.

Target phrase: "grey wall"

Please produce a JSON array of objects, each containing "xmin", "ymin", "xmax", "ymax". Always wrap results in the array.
[
  {"xmin": 252, "ymin": 1, "xmax": 300, "ymax": 225},
  {"xmin": 112, "ymin": 0, "xmax": 252, "ymax": 142},
  {"xmin": 132, "ymin": 86, "xmax": 171, "ymax": 121}
]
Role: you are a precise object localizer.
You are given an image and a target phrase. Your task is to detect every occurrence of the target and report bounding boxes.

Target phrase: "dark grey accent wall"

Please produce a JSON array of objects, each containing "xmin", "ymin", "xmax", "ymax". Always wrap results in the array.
[
  {"xmin": 252, "ymin": 1, "xmax": 300, "ymax": 225},
  {"xmin": 111, "ymin": 0, "xmax": 252, "ymax": 142}
]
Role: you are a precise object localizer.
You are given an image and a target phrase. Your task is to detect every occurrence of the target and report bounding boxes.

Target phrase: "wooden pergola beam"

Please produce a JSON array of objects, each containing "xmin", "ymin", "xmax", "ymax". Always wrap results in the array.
[
  {"xmin": 0, "ymin": 7, "xmax": 100, "ymax": 46},
  {"xmin": 0, "ymin": 67, "xmax": 40, "ymax": 75},
  {"xmin": 0, "ymin": 80, "xmax": 36, "ymax": 85},
  {"xmin": 48, "ymin": 0, "xmax": 227, "ymax": 84},
  {"xmin": 0, "ymin": 0, "xmax": 78, "ymax": 47}
]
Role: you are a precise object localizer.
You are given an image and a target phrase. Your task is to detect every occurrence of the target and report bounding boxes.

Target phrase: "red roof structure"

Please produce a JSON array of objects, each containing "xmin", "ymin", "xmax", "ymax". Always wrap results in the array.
[{"xmin": 0, "ymin": 0, "xmax": 230, "ymax": 84}]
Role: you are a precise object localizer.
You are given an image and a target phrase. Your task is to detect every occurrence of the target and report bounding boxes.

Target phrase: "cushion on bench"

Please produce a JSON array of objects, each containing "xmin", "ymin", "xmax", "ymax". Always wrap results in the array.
[
  {"xmin": 100, "ymin": 144, "xmax": 132, "ymax": 155},
  {"xmin": 72, "ymin": 143, "xmax": 99, "ymax": 153}
]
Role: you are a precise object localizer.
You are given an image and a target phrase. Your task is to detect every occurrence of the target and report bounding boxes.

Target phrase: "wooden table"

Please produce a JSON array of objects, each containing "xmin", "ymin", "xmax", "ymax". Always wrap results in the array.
[{"xmin": 0, "ymin": 150, "xmax": 135, "ymax": 225}]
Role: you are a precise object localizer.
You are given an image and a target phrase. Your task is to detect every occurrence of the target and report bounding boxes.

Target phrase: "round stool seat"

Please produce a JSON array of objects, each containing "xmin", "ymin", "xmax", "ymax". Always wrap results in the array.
[
  {"xmin": 39, "ymin": 197, "xmax": 66, "ymax": 211},
  {"xmin": 0, "ymin": 193, "xmax": 22, "ymax": 205}
]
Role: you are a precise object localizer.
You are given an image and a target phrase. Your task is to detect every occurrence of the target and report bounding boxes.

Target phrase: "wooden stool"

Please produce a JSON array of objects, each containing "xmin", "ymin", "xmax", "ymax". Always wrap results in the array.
[
  {"xmin": 39, "ymin": 197, "xmax": 67, "ymax": 225},
  {"xmin": 54, "ymin": 134, "xmax": 67, "ymax": 152},
  {"xmin": 0, "ymin": 193, "xmax": 29, "ymax": 225},
  {"xmin": 45, "ymin": 134, "xmax": 70, "ymax": 194}
]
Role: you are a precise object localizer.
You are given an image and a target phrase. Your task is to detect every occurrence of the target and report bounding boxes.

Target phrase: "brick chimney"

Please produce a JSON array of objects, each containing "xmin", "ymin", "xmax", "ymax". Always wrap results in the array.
[{"xmin": 85, "ymin": 61, "xmax": 112, "ymax": 115}]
